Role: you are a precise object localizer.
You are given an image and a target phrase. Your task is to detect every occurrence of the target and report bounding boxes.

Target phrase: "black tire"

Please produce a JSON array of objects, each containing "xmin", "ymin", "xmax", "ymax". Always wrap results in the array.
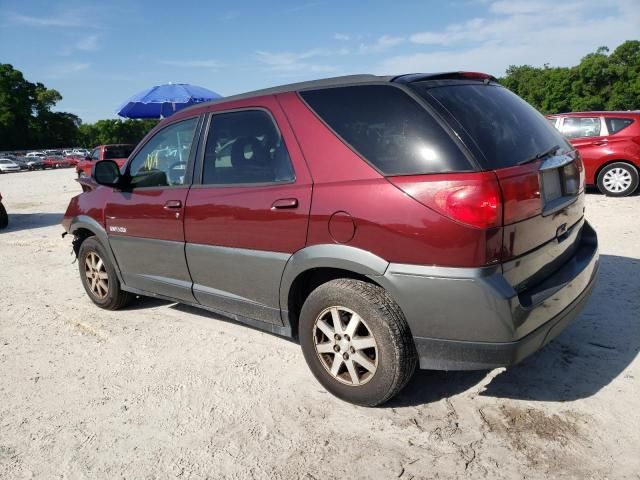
[
  {"xmin": 596, "ymin": 162, "xmax": 639, "ymax": 197},
  {"xmin": 299, "ymin": 278, "xmax": 417, "ymax": 406},
  {"xmin": 78, "ymin": 237, "xmax": 132, "ymax": 310},
  {"xmin": 0, "ymin": 202, "xmax": 8, "ymax": 229}
]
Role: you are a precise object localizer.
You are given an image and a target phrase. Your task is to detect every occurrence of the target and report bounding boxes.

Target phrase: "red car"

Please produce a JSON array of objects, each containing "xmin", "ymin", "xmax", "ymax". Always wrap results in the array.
[
  {"xmin": 42, "ymin": 155, "xmax": 68, "ymax": 169},
  {"xmin": 547, "ymin": 111, "xmax": 640, "ymax": 196},
  {"xmin": 62, "ymin": 73, "xmax": 598, "ymax": 406},
  {"xmin": 76, "ymin": 144, "xmax": 135, "ymax": 177}
]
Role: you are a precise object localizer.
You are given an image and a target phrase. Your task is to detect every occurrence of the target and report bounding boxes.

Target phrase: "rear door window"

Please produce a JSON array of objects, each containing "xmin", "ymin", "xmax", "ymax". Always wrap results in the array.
[
  {"xmin": 411, "ymin": 82, "xmax": 570, "ymax": 169},
  {"xmin": 202, "ymin": 110, "xmax": 295, "ymax": 185},
  {"xmin": 605, "ymin": 117, "xmax": 634, "ymax": 135},
  {"xmin": 561, "ymin": 117, "xmax": 601, "ymax": 138},
  {"xmin": 300, "ymin": 85, "xmax": 472, "ymax": 175}
]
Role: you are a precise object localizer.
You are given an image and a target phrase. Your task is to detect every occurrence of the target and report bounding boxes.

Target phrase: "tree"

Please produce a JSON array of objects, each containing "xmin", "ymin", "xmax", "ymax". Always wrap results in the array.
[
  {"xmin": 501, "ymin": 40, "xmax": 640, "ymax": 114},
  {"xmin": 0, "ymin": 63, "xmax": 84, "ymax": 149}
]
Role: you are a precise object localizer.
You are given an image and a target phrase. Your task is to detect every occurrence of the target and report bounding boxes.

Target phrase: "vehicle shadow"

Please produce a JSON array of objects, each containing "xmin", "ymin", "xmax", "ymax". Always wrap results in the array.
[
  {"xmin": 389, "ymin": 254, "xmax": 640, "ymax": 406},
  {"xmin": 120, "ymin": 296, "xmax": 172, "ymax": 311},
  {"xmin": 1, "ymin": 213, "xmax": 63, "ymax": 233}
]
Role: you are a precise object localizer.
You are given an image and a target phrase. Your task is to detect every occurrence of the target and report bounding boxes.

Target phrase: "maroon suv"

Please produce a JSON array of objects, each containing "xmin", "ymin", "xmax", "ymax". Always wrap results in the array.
[{"xmin": 62, "ymin": 73, "xmax": 599, "ymax": 406}]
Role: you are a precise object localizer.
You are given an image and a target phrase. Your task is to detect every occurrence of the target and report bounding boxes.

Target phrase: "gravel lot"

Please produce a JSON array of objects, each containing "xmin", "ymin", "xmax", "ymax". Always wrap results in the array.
[{"xmin": 1, "ymin": 168, "xmax": 639, "ymax": 479}]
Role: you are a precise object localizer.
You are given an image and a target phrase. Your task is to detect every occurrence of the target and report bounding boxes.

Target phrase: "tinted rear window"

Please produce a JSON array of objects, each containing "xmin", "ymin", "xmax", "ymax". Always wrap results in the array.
[
  {"xmin": 104, "ymin": 145, "xmax": 134, "ymax": 159},
  {"xmin": 300, "ymin": 85, "xmax": 472, "ymax": 175},
  {"xmin": 605, "ymin": 117, "xmax": 634, "ymax": 134},
  {"xmin": 412, "ymin": 83, "xmax": 570, "ymax": 169}
]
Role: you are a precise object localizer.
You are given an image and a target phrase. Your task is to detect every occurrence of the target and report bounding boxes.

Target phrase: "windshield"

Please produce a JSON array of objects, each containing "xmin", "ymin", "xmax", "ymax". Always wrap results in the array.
[
  {"xmin": 411, "ymin": 82, "xmax": 571, "ymax": 169},
  {"xmin": 104, "ymin": 145, "xmax": 135, "ymax": 160}
]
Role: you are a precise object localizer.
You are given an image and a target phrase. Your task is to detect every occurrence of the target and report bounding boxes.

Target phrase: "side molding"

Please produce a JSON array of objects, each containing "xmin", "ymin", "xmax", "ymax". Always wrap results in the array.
[{"xmin": 279, "ymin": 244, "xmax": 389, "ymax": 325}]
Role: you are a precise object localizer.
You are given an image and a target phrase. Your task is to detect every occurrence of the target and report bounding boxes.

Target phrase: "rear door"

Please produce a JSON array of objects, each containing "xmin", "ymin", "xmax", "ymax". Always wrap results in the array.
[
  {"xmin": 184, "ymin": 98, "xmax": 312, "ymax": 325},
  {"xmin": 104, "ymin": 116, "xmax": 202, "ymax": 301}
]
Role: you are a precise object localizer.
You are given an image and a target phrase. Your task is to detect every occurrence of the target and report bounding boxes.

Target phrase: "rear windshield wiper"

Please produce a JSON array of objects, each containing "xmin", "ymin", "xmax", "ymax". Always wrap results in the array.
[{"xmin": 518, "ymin": 145, "xmax": 559, "ymax": 165}]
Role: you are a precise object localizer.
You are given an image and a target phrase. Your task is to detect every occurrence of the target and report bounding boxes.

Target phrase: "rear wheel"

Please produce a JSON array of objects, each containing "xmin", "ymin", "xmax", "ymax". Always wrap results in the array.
[
  {"xmin": 299, "ymin": 279, "xmax": 417, "ymax": 406},
  {"xmin": 597, "ymin": 162, "xmax": 639, "ymax": 197},
  {"xmin": 78, "ymin": 237, "xmax": 132, "ymax": 310}
]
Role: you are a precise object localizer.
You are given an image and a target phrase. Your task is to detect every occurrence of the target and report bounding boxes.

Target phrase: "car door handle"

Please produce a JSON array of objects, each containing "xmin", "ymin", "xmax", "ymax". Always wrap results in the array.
[
  {"xmin": 592, "ymin": 141, "xmax": 608, "ymax": 146},
  {"xmin": 271, "ymin": 198, "xmax": 298, "ymax": 210},
  {"xmin": 163, "ymin": 200, "xmax": 183, "ymax": 209}
]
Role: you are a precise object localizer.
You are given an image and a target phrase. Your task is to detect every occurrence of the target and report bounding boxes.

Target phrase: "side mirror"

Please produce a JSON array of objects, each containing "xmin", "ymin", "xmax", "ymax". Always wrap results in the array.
[
  {"xmin": 93, "ymin": 160, "xmax": 122, "ymax": 188},
  {"xmin": 85, "ymin": 155, "xmax": 91, "ymax": 161}
]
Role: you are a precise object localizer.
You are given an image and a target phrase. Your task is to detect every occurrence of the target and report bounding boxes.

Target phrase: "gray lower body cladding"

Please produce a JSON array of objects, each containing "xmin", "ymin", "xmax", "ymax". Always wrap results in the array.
[{"xmin": 374, "ymin": 221, "xmax": 599, "ymax": 370}]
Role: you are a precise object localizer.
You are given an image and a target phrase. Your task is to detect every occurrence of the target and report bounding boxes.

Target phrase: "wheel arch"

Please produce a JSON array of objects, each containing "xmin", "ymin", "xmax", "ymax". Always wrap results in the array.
[
  {"xmin": 68, "ymin": 215, "xmax": 124, "ymax": 283},
  {"xmin": 280, "ymin": 244, "xmax": 390, "ymax": 337},
  {"xmin": 594, "ymin": 158, "xmax": 639, "ymax": 184}
]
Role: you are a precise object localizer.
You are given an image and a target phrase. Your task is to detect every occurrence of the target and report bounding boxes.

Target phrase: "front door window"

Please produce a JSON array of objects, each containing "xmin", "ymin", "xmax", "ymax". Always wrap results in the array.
[{"xmin": 127, "ymin": 118, "xmax": 199, "ymax": 188}]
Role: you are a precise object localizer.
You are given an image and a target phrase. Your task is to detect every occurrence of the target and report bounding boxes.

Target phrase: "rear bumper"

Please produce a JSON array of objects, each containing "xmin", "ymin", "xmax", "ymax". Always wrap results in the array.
[{"xmin": 374, "ymin": 220, "xmax": 599, "ymax": 370}]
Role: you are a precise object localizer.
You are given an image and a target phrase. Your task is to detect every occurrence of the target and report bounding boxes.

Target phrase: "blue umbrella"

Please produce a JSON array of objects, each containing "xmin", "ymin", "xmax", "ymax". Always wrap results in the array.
[{"xmin": 116, "ymin": 83, "xmax": 222, "ymax": 119}]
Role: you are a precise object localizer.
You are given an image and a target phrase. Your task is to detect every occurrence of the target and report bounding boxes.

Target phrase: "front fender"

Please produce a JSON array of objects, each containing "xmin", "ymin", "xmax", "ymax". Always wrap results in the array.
[{"xmin": 67, "ymin": 215, "xmax": 124, "ymax": 284}]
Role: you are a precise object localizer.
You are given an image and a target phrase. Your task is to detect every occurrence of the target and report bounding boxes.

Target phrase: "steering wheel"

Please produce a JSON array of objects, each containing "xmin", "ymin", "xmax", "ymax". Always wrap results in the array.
[{"xmin": 167, "ymin": 161, "xmax": 187, "ymax": 185}]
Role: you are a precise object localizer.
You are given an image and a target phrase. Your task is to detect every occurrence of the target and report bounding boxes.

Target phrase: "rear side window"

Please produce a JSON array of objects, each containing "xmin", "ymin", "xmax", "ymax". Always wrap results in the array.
[
  {"xmin": 605, "ymin": 117, "xmax": 634, "ymax": 135},
  {"xmin": 561, "ymin": 117, "xmax": 601, "ymax": 138},
  {"xmin": 412, "ymin": 83, "xmax": 570, "ymax": 169},
  {"xmin": 202, "ymin": 110, "xmax": 295, "ymax": 185},
  {"xmin": 104, "ymin": 145, "xmax": 135, "ymax": 159},
  {"xmin": 300, "ymin": 85, "xmax": 472, "ymax": 175}
]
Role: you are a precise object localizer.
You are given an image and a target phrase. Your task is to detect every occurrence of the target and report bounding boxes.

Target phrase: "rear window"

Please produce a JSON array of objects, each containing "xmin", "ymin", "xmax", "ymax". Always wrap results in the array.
[
  {"xmin": 605, "ymin": 117, "xmax": 634, "ymax": 135},
  {"xmin": 104, "ymin": 145, "xmax": 134, "ymax": 159},
  {"xmin": 300, "ymin": 85, "xmax": 472, "ymax": 175},
  {"xmin": 412, "ymin": 82, "xmax": 570, "ymax": 169}
]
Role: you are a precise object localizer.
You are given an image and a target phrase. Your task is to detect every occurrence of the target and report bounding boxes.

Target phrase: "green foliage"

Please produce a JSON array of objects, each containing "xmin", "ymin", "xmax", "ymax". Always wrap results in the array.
[
  {"xmin": 0, "ymin": 63, "xmax": 158, "ymax": 151},
  {"xmin": 501, "ymin": 40, "xmax": 640, "ymax": 113},
  {"xmin": 77, "ymin": 119, "xmax": 158, "ymax": 148}
]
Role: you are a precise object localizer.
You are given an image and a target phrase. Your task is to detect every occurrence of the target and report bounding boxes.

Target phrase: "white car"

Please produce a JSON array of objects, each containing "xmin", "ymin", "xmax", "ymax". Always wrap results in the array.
[
  {"xmin": 0, "ymin": 158, "xmax": 21, "ymax": 173},
  {"xmin": 26, "ymin": 151, "xmax": 45, "ymax": 158}
]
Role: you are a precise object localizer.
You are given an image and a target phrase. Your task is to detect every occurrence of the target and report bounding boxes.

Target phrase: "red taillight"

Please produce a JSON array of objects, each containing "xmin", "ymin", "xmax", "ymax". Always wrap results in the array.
[
  {"xmin": 434, "ymin": 183, "xmax": 500, "ymax": 229},
  {"xmin": 494, "ymin": 163, "xmax": 542, "ymax": 225},
  {"xmin": 388, "ymin": 172, "xmax": 502, "ymax": 229}
]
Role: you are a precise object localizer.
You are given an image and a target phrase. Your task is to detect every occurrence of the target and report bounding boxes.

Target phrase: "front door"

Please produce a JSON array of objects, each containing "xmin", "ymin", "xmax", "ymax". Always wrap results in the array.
[
  {"xmin": 105, "ymin": 116, "xmax": 201, "ymax": 302},
  {"xmin": 184, "ymin": 103, "xmax": 312, "ymax": 325}
]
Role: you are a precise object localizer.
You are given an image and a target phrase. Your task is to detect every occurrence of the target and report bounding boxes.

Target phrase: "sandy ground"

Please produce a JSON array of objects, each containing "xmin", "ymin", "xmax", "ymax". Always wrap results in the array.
[{"xmin": 0, "ymin": 168, "xmax": 638, "ymax": 480}]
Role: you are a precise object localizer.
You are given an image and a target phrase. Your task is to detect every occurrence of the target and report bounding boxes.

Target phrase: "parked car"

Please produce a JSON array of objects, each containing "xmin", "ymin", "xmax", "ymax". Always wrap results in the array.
[
  {"xmin": 62, "ymin": 72, "xmax": 599, "ymax": 406},
  {"xmin": 64, "ymin": 155, "xmax": 83, "ymax": 167},
  {"xmin": 24, "ymin": 156, "xmax": 45, "ymax": 170},
  {"xmin": 42, "ymin": 155, "xmax": 68, "ymax": 169},
  {"xmin": 26, "ymin": 151, "xmax": 45, "ymax": 158},
  {"xmin": 9, "ymin": 157, "xmax": 30, "ymax": 170},
  {"xmin": 0, "ymin": 192, "xmax": 7, "ymax": 229},
  {"xmin": 547, "ymin": 111, "xmax": 640, "ymax": 196},
  {"xmin": 76, "ymin": 144, "xmax": 135, "ymax": 177},
  {"xmin": 0, "ymin": 158, "xmax": 21, "ymax": 173}
]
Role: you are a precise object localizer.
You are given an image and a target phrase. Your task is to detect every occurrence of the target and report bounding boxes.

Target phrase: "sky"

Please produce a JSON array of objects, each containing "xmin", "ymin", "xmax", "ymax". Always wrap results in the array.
[{"xmin": 0, "ymin": 0, "xmax": 638, "ymax": 123}]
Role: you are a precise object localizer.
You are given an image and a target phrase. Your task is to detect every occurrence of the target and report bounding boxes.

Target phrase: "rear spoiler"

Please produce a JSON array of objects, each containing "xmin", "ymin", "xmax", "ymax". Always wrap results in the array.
[{"xmin": 392, "ymin": 72, "xmax": 498, "ymax": 84}]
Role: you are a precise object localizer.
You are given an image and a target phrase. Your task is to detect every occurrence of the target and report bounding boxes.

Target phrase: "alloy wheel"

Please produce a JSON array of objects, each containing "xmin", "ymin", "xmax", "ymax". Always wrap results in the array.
[
  {"xmin": 84, "ymin": 251, "xmax": 109, "ymax": 299},
  {"xmin": 603, "ymin": 167, "xmax": 632, "ymax": 193},
  {"xmin": 313, "ymin": 306, "xmax": 378, "ymax": 386}
]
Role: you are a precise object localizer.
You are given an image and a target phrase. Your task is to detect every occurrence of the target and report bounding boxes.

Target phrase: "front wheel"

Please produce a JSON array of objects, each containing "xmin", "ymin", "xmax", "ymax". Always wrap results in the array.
[
  {"xmin": 596, "ymin": 162, "xmax": 639, "ymax": 197},
  {"xmin": 299, "ymin": 279, "xmax": 417, "ymax": 406},
  {"xmin": 78, "ymin": 237, "xmax": 132, "ymax": 310}
]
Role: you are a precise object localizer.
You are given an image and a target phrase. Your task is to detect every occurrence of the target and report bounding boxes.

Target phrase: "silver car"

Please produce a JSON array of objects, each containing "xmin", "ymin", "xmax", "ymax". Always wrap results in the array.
[{"xmin": 0, "ymin": 158, "xmax": 21, "ymax": 173}]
